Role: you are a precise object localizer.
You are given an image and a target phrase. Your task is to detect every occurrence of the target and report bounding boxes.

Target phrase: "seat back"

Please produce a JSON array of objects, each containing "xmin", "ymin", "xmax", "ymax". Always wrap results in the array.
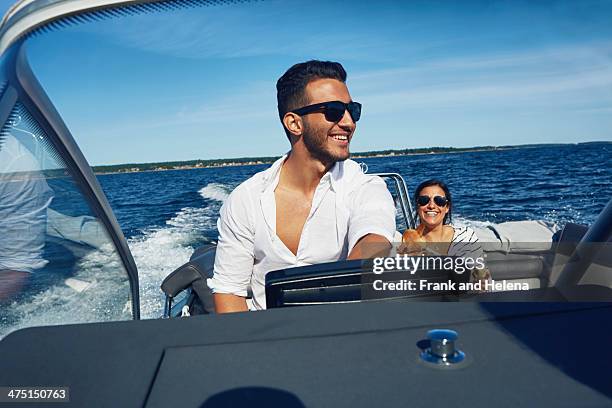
[{"xmin": 160, "ymin": 244, "xmax": 216, "ymax": 317}]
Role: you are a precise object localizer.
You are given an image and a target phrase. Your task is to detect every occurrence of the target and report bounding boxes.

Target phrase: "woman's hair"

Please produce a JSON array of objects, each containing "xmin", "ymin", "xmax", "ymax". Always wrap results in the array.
[{"xmin": 414, "ymin": 179, "xmax": 452, "ymax": 225}]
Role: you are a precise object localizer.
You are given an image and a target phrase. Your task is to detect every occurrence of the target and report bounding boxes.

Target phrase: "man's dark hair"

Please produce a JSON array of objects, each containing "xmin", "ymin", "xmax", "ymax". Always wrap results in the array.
[
  {"xmin": 414, "ymin": 179, "xmax": 453, "ymax": 225},
  {"xmin": 276, "ymin": 60, "xmax": 347, "ymax": 139}
]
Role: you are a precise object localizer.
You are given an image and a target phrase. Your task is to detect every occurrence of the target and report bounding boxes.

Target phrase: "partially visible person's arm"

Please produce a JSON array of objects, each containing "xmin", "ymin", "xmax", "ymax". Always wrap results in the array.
[
  {"xmin": 208, "ymin": 184, "xmax": 255, "ymax": 314},
  {"xmin": 0, "ymin": 270, "xmax": 29, "ymax": 301},
  {"xmin": 348, "ymin": 233, "xmax": 391, "ymax": 259}
]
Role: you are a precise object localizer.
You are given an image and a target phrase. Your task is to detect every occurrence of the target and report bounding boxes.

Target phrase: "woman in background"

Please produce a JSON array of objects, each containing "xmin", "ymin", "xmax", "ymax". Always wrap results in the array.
[{"xmin": 401, "ymin": 179, "xmax": 490, "ymax": 285}]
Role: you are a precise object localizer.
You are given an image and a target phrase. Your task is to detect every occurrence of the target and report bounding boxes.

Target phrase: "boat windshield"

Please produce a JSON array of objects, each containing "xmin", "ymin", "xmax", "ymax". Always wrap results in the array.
[
  {"xmin": 0, "ymin": 80, "xmax": 133, "ymax": 338},
  {"xmin": 0, "ymin": 0, "xmax": 611, "ymax": 328}
]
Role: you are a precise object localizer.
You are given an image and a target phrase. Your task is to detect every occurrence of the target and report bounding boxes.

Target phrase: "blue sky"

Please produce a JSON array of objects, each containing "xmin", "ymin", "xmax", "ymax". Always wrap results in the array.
[
  {"xmin": 13, "ymin": 0, "xmax": 612, "ymax": 165},
  {"xmin": 0, "ymin": 0, "xmax": 11, "ymax": 17}
]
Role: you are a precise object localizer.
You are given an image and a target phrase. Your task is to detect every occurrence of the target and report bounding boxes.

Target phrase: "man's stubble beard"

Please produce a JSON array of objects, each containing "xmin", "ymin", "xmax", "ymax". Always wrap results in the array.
[{"xmin": 301, "ymin": 121, "xmax": 349, "ymax": 167}]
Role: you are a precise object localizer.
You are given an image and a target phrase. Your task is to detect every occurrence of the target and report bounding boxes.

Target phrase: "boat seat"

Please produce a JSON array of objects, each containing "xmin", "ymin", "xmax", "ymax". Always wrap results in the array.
[
  {"xmin": 472, "ymin": 221, "xmax": 557, "ymax": 253},
  {"xmin": 486, "ymin": 257, "xmax": 544, "ymax": 280},
  {"xmin": 161, "ymin": 244, "xmax": 217, "ymax": 316},
  {"xmin": 162, "ymin": 244, "xmax": 255, "ymax": 316}
]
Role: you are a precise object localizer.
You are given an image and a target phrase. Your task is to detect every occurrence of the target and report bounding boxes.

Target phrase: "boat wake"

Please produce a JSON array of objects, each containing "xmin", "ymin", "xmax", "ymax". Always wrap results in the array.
[
  {"xmin": 1, "ymin": 243, "xmax": 132, "ymax": 338},
  {"xmin": 133, "ymin": 182, "xmax": 232, "ymax": 318},
  {"xmin": 198, "ymin": 183, "xmax": 230, "ymax": 202}
]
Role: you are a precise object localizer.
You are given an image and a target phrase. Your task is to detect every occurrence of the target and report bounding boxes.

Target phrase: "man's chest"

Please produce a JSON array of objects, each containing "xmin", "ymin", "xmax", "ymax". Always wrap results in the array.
[
  {"xmin": 274, "ymin": 188, "xmax": 312, "ymax": 256},
  {"xmin": 254, "ymin": 188, "xmax": 348, "ymax": 263}
]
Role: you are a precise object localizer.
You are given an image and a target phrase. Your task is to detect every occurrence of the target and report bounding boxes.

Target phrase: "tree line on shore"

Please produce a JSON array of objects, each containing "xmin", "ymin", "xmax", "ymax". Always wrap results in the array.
[{"xmin": 89, "ymin": 143, "xmax": 575, "ymax": 174}]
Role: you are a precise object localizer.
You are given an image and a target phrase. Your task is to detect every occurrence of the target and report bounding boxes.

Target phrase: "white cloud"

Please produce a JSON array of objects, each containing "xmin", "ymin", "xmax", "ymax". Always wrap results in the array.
[{"xmin": 350, "ymin": 42, "xmax": 612, "ymax": 113}]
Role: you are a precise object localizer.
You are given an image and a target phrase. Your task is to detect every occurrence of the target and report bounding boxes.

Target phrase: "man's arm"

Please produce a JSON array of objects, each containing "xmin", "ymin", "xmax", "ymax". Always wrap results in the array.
[
  {"xmin": 209, "ymin": 184, "xmax": 255, "ymax": 314},
  {"xmin": 346, "ymin": 175, "xmax": 397, "ymax": 259},
  {"xmin": 347, "ymin": 233, "xmax": 391, "ymax": 260},
  {"xmin": 213, "ymin": 293, "xmax": 249, "ymax": 313}
]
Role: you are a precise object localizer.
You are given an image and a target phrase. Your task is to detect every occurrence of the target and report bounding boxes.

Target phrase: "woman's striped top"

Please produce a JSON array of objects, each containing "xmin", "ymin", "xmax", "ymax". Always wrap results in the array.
[{"xmin": 448, "ymin": 226, "xmax": 484, "ymax": 260}]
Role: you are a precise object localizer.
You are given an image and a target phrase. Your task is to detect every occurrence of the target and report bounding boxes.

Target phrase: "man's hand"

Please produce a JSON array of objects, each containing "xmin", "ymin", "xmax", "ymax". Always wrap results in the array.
[
  {"xmin": 348, "ymin": 234, "xmax": 391, "ymax": 260},
  {"xmin": 0, "ymin": 270, "xmax": 29, "ymax": 301},
  {"xmin": 214, "ymin": 293, "xmax": 249, "ymax": 313}
]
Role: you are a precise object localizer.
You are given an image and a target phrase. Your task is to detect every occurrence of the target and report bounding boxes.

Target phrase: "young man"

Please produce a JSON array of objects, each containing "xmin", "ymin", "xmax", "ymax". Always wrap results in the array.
[{"xmin": 210, "ymin": 60, "xmax": 396, "ymax": 312}]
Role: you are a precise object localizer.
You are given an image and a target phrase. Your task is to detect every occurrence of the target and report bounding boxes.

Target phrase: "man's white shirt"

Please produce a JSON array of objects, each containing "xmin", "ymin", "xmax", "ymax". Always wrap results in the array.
[{"xmin": 208, "ymin": 155, "xmax": 396, "ymax": 310}]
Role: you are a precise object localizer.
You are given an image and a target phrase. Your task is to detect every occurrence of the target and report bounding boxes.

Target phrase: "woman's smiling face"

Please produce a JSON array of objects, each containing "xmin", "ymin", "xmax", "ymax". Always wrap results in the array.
[{"xmin": 417, "ymin": 185, "xmax": 450, "ymax": 229}]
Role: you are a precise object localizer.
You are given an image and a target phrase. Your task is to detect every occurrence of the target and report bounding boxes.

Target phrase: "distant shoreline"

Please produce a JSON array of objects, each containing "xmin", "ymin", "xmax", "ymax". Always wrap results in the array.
[{"xmin": 92, "ymin": 142, "xmax": 608, "ymax": 175}]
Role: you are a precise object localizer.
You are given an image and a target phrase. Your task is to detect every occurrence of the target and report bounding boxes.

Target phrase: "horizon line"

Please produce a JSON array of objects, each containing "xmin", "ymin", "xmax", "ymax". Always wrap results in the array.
[{"xmin": 90, "ymin": 141, "xmax": 610, "ymax": 171}]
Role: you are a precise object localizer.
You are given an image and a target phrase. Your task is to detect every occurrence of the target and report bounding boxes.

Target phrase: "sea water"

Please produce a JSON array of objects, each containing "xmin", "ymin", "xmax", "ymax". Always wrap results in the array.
[{"xmin": 92, "ymin": 143, "xmax": 610, "ymax": 318}]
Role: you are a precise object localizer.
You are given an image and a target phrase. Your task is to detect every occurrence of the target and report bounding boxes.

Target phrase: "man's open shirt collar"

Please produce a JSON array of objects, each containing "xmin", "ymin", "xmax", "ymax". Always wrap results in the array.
[{"xmin": 260, "ymin": 153, "xmax": 344, "ymax": 195}]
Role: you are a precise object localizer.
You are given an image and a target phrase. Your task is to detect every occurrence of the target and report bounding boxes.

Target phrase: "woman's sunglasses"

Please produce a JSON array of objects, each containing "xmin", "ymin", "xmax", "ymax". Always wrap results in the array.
[
  {"xmin": 291, "ymin": 100, "xmax": 362, "ymax": 123},
  {"xmin": 417, "ymin": 195, "xmax": 449, "ymax": 207}
]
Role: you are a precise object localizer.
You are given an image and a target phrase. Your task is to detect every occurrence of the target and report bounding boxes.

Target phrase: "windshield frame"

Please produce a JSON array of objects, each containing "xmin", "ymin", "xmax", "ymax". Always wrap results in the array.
[{"xmin": 0, "ymin": 38, "xmax": 141, "ymax": 318}]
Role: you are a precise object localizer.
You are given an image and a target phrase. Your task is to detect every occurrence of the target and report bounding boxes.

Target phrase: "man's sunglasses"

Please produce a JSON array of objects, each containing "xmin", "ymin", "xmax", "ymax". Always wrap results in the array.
[
  {"xmin": 291, "ymin": 101, "xmax": 362, "ymax": 123},
  {"xmin": 417, "ymin": 195, "xmax": 449, "ymax": 207}
]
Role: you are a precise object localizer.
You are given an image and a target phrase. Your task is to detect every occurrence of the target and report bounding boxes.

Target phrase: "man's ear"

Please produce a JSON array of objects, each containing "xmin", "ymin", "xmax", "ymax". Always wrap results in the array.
[{"xmin": 283, "ymin": 112, "xmax": 303, "ymax": 138}]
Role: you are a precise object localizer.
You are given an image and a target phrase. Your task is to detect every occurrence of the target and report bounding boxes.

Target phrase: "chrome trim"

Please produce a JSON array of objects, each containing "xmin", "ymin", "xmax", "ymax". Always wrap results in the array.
[
  {"xmin": 420, "ymin": 329, "xmax": 466, "ymax": 367},
  {"xmin": 267, "ymin": 270, "xmax": 373, "ymax": 287},
  {"xmin": 371, "ymin": 172, "xmax": 416, "ymax": 229},
  {"xmin": 0, "ymin": 0, "xmax": 166, "ymax": 55}
]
